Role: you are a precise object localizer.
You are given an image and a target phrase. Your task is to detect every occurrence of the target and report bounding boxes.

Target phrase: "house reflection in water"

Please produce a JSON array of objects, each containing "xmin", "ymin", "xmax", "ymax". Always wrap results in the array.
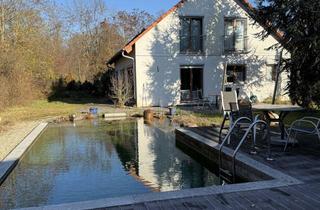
[{"xmin": 113, "ymin": 118, "xmax": 219, "ymax": 192}]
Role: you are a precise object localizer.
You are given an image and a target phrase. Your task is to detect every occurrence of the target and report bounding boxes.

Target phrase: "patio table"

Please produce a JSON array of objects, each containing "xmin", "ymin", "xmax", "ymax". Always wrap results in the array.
[{"xmin": 252, "ymin": 104, "xmax": 304, "ymax": 140}]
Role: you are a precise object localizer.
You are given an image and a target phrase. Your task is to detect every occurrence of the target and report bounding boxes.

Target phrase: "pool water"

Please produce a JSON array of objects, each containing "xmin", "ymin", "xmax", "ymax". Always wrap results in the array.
[{"xmin": 0, "ymin": 119, "xmax": 219, "ymax": 209}]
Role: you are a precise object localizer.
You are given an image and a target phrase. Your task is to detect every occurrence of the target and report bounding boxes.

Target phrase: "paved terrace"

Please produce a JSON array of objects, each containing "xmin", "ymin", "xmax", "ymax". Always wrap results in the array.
[{"xmin": 101, "ymin": 127, "xmax": 320, "ymax": 210}]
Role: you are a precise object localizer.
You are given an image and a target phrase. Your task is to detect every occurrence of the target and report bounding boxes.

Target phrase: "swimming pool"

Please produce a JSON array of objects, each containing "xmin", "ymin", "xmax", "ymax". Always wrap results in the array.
[{"xmin": 0, "ymin": 119, "xmax": 220, "ymax": 209}]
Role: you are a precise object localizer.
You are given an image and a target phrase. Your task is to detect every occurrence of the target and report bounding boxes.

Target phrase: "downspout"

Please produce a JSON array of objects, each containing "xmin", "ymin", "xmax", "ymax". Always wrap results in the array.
[{"xmin": 121, "ymin": 50, "xmax": 137, "ymax": 105}]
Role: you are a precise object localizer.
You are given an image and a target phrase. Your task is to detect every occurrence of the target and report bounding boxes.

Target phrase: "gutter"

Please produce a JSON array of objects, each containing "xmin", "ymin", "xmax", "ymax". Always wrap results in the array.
[{"xmin": 121, "ymin": 50, "xmax": 137, "ymax": 103}]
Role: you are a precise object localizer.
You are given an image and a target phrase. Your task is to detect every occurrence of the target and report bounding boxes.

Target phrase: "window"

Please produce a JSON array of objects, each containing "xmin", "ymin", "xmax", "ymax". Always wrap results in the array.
[
  {"xmin": 266, "ymin": 65, "xmax": 277, "ymax": 81},
  {"xmin": 224, "ymin": 18, "xmax": 247, "ymax": 52},
  {"xmin": 226, "ymin": 65, "xmax": 246, "ymax": 83},
  {"xmin": 180, "ymin": 17, "xmax": 203, "ymax": 53},
  {"xmin": 180, "ymin": 66, "xmax": 203, "ymax": 101},
  {"xmin": 127, "ymin": 66, "xmax": 135, "ymax": 94}
]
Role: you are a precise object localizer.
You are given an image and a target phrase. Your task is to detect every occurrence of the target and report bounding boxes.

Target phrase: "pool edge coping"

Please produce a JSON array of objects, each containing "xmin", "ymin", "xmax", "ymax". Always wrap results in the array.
[
  {"xmin": 17, "ymin": 127, "xmax": 303, "ymax": 210},
  {"xmin": 0, "ymin": 122, "xmax": 48, "ymax": 185}
]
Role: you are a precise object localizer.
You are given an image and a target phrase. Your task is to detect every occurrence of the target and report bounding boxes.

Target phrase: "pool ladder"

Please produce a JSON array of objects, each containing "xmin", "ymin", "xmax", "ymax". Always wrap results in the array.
[{"xmin": 218, "ymin": 117, "xmax": 272, "ymax": 183}]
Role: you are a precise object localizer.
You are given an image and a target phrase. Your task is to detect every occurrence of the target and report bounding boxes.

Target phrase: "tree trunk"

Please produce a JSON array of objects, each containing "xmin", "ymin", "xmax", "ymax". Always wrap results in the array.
[{"xmin": 0, "ymin": 5, "xmax": 5, "ymax": 43}]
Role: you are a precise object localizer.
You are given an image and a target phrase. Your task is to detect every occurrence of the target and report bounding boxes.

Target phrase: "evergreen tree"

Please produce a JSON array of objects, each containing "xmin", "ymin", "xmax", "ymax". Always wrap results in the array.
[{"xmin": 255, "ymin": 0, "xmax": 320, "ymax": 108}]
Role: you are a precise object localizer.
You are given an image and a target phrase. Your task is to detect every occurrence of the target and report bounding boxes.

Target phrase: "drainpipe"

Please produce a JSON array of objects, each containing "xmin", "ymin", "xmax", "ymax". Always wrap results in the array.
[{"xmin": 121, "ymin": 50, "xmax": 137, "ymax": 105}]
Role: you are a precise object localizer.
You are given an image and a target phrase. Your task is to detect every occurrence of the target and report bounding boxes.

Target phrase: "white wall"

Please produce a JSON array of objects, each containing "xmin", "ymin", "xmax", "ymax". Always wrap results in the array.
[
  {"xmin": 114, "ymin": 51, "xmax": 137, "ymax": 100},
  {"xmin": 119, "ymin": 0, "xmax": 288, "ymax": 107}
]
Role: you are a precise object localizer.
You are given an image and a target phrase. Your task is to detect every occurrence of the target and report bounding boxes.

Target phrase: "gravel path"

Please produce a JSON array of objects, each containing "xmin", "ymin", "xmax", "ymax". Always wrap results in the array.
[{"xmin": 0, "ymin": 121, "xmax": 40, "ymax": 161}]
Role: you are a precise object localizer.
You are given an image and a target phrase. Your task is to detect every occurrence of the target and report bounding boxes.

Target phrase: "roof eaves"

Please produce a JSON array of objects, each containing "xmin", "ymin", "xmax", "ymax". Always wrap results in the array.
[
  {"xmin": 122, "ymin": 0, "xmax": 186, "ymax": 53},
  {"xmin": 107, "ymin": 49, "xmax": 123, "ymax": 65}
]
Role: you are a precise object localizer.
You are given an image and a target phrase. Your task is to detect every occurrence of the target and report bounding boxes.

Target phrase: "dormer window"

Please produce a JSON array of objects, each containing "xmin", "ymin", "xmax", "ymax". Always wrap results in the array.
[
  {"xmin": 180, "ymin": 17, "xmax": 203, "ymax": 53},
  {"xmin": 224, "ymin": 18, "xmax": 248, "ymax": 53}
]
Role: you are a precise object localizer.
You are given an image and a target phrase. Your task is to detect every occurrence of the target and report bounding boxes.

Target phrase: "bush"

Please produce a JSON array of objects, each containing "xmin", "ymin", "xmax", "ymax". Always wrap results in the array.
[{"xmin": 311, "ymin": 81, "xmax": 320, "ymax": 108}]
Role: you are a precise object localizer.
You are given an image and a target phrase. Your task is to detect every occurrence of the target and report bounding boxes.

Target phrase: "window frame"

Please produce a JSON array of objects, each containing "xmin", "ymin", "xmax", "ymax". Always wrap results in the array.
[
  {"xmin": 224, "ymin": 17, "xmax": 248, "ymax": 53},
  {"xmin": 179, "ymin": 16, "xmax": 204, "ymax": 54},
  {"xmin": 226, "ymin": 64, "xmax": 247, "ymax": 83},
  {"xmin": 266, "ymin": 64, "xmax": 278, "ymax": 82},
  {"xmin": 180, "ymin": 65, "xmax": 204, "ymax": 101}
]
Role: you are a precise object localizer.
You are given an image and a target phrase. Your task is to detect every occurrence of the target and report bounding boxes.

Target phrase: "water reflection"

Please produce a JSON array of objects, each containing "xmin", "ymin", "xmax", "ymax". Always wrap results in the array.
[{"xmin": 0, "ymin": 119, "xmax": 218, "ymax": 209}]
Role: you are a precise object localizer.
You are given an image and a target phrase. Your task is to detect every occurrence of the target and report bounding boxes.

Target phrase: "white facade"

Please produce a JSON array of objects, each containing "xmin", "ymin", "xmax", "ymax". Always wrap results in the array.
[{"xmin": 112, "ymin": 0, "xmax": 288, "ymax": 107}]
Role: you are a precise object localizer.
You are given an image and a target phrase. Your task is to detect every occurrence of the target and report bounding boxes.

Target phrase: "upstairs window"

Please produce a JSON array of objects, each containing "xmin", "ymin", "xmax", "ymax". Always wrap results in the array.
[
  {"xmin": 224, "ymin": 18, "xmax": 248, "ymax": 53},
  {"xmin": 180, "ymin": 17, "xmax": 203, "ymax": 53}
]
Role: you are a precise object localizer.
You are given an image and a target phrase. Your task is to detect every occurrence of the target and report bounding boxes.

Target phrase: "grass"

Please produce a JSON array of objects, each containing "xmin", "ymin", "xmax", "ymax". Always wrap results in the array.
[
  {"xmin": 1, "ymin": 99, "xmax": 319, "ymax": 132},
  {"xmin": 283, "ymin": 110, "xmax": 320, "ymax": 125},
  {"xmin": 173, "ymin": 106, "xmax": 320, "ymax": 128},
  {"xmin": 262, "ymin": 97, "xmax": 292, "ymax": 105},
  {"xmin": 173, "ymin": 108, "xmax": 223, "ymax": 127},
  {"xmin": 0, "ymin": 100, "xmax": 88, "ymax": 126}
]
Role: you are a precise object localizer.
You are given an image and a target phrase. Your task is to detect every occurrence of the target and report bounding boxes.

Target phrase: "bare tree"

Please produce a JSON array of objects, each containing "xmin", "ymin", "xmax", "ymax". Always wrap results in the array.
[
  {"xmin": 112, "ymin": 9, "xmax": 155, "ymax": 42},
  {"xmin": 109, "ymin": 70, "xmax": 133, "ymax": 107}
]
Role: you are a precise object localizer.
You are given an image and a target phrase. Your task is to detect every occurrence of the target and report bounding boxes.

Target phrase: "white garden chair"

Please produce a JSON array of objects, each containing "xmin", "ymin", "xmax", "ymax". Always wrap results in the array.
[
  {"xmin": 219, "ymin": 91, "xmax": 239, "ymax": 142},
  {"xmin": 284, "ymin": 117, "xmax": 320, "ymax": 151}
]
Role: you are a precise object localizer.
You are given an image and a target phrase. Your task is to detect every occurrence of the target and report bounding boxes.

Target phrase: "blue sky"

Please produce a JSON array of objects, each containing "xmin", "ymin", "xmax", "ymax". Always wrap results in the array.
[
  {"xmin": 105, "ymin": 0, "xmax": 179, "ymax": 15},
  {"xmin": 55, "ymin": 0, "xmax": 256, "ymax": 16},
  {"xmin": 104, "ymin": 0, "xmax": 256, "ymax": 15}
]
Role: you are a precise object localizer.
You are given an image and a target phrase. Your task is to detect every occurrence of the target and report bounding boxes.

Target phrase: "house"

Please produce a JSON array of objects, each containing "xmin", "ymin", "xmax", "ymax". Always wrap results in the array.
[{"xmin": 107, "ymin": 0, "xmax": 288, "ymax": 107}]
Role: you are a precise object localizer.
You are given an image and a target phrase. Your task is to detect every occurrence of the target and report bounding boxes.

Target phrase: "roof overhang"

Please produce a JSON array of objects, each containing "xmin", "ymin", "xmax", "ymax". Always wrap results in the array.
[{"xmin": 107, "ymin": 50, "xmax": 123, "ymax": 65}]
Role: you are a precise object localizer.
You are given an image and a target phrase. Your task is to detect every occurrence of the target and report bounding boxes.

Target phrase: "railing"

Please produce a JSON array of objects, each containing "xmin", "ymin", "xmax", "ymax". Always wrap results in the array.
[
  {"xmin": 180, "ymin": 35, "xmax": 206, "ymax": 54},
  {"xmin": 180, "ymin": 89, "xmax": 203, "ymax": 102},
  {"xmin": 224, "ymin": 35, "xmax": 248, "ymax": 53},
  {"xmin": 231, "ymin": 120, "xmax": 271, "ymax": 183},
  {"xmin": 219, "ymin": 117, "xmax": 252, "ymax": 170},
  {"xmin": 219, "ymin": 118, "xmax": 272, "ymax": 183}
]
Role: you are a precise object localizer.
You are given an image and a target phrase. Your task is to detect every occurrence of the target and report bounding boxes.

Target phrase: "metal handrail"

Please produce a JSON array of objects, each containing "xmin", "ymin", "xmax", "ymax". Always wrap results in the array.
[
  {"xmin": 231, "ymin": 120, "xmax": 272, "ymax": 183},
  {"xmin": 218, "ymin": 117, "xmax": 252, "ymax": 177},
  {"xmin": 284, "ymin": 118, "xmax": 320, "ymax": 151},
  {"xmin": 223, "ymin": 35, "xmax": 249, "ymax": 53}
]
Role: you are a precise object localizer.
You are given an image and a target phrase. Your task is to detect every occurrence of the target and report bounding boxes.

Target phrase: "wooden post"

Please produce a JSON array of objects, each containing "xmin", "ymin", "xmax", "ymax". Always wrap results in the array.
[
  {"xmin": 272, "ymin": 49, "xmax": 284, "ymax": 104},
  {"xmin": 221, "ymin": 62, "xmax": 228, "ymax": 91}
]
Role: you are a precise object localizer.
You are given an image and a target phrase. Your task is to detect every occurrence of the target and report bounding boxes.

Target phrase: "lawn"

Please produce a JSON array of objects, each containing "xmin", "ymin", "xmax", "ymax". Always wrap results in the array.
[
  {"xmin": 1, "ymin": 99, "xmax": 319, "ymax": 132},
  {"xmin": 173, "ymin": 106, "xmax": 320, "ymax": 128},
  {"xmin": 0, "ymin": 99, "xmax": 147, "ymax": 132},
  {"xmin": 173, "ymin": 107, "xmax": 223, "ymax": 127},
  {"xmin": 0, "ymin": 100, "xmax": 88, "ymax": 128}
]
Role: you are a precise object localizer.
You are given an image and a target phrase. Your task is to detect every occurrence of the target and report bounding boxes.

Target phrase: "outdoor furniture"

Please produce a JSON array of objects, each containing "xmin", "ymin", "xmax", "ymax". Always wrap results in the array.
[
  {"xmin": 229, "ymin": 102, "xmax": 260, "ymax": 145},
  {"xmin": 180, "ymin": 90, "xmax": 190, "ymax": 102},
  {"xmin": 219, "ymin": 91, "xmax": 238, "ymax": 142},
  {"xmin": 284, "ymin": 117, "xmax": 320, "ymax": 151},
  {"xmin": 208, "ymin": 94, "xmax": 221, "ymax": 109},
  {"xmin": 195, "ymin": 90, "xmax": 209, "ymax": 108},
  {"xmin": 197, "ymin": 92, "xmax": 221, "ymax": 109},
  {"xmin": 252, "ymin": 104, "xmax": 304, "ymax": 140},
  {"xmin": 180, "ymin": 89, "xmax": 204, "ymax": 105}
]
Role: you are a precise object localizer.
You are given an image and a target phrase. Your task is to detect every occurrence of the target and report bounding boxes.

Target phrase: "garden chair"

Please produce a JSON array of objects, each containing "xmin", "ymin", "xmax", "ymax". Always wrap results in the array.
[
  {"xmin": 219, "ymin": 91, "xmax": 238, "ymax": 142},
  {"xmin": 194, "ymin": 90, "xmax": 212, "ymax": 109},
  {"xmin": 180, "ymin": 90, "xmax": 190, "ymax": 102},
  {"xmin": 284, "ymin": 117, "xmax": 320, "ymax": 151},
  {"xmin": 229, "ymin": 102, "xmax": 260, "ymax": 145}
]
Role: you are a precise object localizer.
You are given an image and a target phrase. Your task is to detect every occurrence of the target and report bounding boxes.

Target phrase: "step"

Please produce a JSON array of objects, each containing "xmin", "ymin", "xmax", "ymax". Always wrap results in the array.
[
  {"xmin": 103, "ymin": 113, "xmax": 127, "ymax": 118},
  {"xmin": 219, "ymin": 168, "xmax": 233, "ymax": 177},
  {"xmin": 219, "ymin": 172, "xmax": 233, "ymax": 184}
]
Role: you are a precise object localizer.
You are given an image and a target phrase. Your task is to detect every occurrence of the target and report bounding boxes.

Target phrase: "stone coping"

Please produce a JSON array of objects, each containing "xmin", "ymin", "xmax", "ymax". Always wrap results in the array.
[
  {"xmin": 0, "ymin": 122, "xmax": 48, "ymax": 184},
  {"xmin": 18, "ymin": 127, "xmax": 302, "ymax": 210}
]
